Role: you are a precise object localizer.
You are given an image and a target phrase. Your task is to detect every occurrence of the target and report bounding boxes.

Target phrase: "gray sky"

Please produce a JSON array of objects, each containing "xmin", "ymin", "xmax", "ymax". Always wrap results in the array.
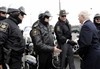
[{"xmin": 0, "ymin": 0, "xmax": 100, "ymax": 29}]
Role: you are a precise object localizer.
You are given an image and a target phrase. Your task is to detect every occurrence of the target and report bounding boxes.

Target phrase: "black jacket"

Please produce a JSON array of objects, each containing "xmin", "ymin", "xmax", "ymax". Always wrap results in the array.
[
  {"xmin": 0, "ymin": 16, "xmax": 6, "ymax": 21},
  {"xmin": 54, "ymin": 18, "xmax": 72, "ymax": 45},
  {"xmin": 0, "ymin": 16, "xmax": 25, "ymax": 64},
  {"xmin": 30, "ymin": 20, "xmax": 54, "ymax": 54},
  {"xmin": 78, "ymin": 20, "xmax": 100, "ymax": 59},
  {"xmin": 94, "ymin": 23, "xmax": 100, "ymax": 42}
]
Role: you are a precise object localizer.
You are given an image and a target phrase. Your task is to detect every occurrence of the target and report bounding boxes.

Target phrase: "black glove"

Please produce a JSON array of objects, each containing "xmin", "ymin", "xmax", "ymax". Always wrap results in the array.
[{"xmin": 67, "ymin": 40, "xmax": 77, "ymax": 46}]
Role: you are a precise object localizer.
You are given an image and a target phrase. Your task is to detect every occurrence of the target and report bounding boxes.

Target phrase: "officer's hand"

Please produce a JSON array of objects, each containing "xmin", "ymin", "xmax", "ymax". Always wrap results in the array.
[
  {"xmin": 0, "ymin": 65, "xmax": 3, "ymax": 69},
  {"xmin": 53, "ymin": 46, "xmax": 62, "ymax": 55},
  {"xmin": 67, "ymin": 40, "xmax": 77, "ymax": 46}
]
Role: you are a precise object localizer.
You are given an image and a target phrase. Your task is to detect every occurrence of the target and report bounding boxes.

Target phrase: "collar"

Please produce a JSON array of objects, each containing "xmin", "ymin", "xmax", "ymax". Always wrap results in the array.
[
  {"xmin": 58, "ymin": 17, "xmax": 66, "ymax": 23},
  {"xmin": 82, "ymin": 19, "xmax": 90, "ymax": 25},
  {"xmin": 8, "ymin": 16, "xmax": 19, "ymax": 25}
]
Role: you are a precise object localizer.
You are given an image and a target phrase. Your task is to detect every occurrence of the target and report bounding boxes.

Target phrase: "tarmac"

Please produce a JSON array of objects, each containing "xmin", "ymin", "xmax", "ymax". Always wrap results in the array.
[{"xmin": 66, "ymin": 55, "xmax": 80, "ymax": 69}]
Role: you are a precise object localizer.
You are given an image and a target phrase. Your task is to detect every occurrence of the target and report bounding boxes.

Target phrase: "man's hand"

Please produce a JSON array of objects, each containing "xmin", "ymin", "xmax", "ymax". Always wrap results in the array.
[
  {"xmin": 67, "ymin": 40, "xmax": 77, "ymax": 46},
  {"xmin": 0, "ymin": 65, "xmax": 3, "ymax": 69},
  {"xmin": 53, "ymin": 46, "xmax": 62, "ymax": 56}
]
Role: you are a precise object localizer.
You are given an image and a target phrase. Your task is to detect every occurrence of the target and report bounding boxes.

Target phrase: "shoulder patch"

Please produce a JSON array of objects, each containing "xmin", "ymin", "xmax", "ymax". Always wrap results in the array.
[
  {"xmin": 31, "ymin": 29, "xmax": 40, "ymax": 36},
  {"xmin": 0, "ymin": 22, "xmax": 8, "ymax": 32},
  {"xmin": 56, "ymin": 26, "xmax": 60, "ymax": 31}
]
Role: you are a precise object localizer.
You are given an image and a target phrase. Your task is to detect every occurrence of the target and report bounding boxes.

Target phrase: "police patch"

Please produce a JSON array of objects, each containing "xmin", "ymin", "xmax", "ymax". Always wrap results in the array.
[
  {"xmin": 32, "ymin": 29, "xmax": 40, "ymax": 36},
  {"xmin": 56, "ymin": 26, "xmax": 60, "ymax": 31},
  {"xmin": 0, "ymin": 22, "xmax": 8, "ymax": 32}
]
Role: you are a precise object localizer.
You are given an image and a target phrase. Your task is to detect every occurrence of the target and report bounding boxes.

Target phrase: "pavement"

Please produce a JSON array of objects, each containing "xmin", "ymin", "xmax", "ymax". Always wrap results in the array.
[{"xmin": 66, "ymin": 55, "xmax": 81, "ymax": 69}]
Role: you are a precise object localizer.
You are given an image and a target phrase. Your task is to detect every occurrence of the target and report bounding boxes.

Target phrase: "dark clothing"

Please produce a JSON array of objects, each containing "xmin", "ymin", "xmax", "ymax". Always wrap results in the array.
[
  {"xmin": 0, "ymin": 16, "xmax": 6, "ymax": 21},
  {"xmin": 60, "ymin": 43, "xmax": 75, "ymax": 69},
  {"xmin": 3, "ymin": 54, "xmax": 22, "ymax": 69},
  {"xmin": 0, "ymin": 16, "xmax": 6, "ymax": 65},
  {"xmin": 54, "ymin": 18, "xmax": 72, "ymax": 45},
  {"xmin": 54, "ymin": 18, "xmax": 75, "ymax": 69},
  {"xmin": 94, "ymin": 23, "xmax": 100, "ymax": 42},
  {"xmin": 37, "ymin": 53, "xmax": 53, "ymax": 69},
  {"xmin": 30, "ymin": 20, "xmax": 54, "ymax": 69},
  {"xmin": 78, "ymin": 20, "xmax": 100, "ymax": 69},
  {"xmin": 0, "ymin": 16, "xmax": 25, "ymax": 68}
]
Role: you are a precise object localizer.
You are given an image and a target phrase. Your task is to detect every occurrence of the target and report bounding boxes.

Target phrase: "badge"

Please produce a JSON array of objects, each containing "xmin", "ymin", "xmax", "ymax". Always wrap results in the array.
[
  {"xmin": 0, "ymin": 22, "xmax": 8, "ymax": 32},
  {"xmin": 32, "ymin": 29, "xmax": 39, "ymax": 36}
]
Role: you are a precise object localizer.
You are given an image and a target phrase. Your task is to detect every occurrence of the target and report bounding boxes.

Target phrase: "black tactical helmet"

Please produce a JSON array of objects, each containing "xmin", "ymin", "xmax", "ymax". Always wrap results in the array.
[
  {"xmin": 93, "ymin": 13, "xmax": 100, "ymax": 24},
  {"xmin": 7, "ymin": 6, "xmax": 26, "ymax": 16},
  {"xmin": 38, "ymin": 13, "xmax": 44, "ymax": 19},
  {"xmin": 0, "ymin": 6, "xmax": 6, "ymax": 13},
  {"xmin": 7, "ymin": 8, "xmax": 20, "ymax": 14},
  {"xmin": 94, "ymin": 13, "xmax": 100, "ymax": 18},
  {"xmin": 18, "ymin": 6, "xmax": 26, "ymax": 15},
  {"xmin": 43, "ymin": 11, "xmax": 51, "ymax": 17},
  {"xmin": 7, "ymin": 7, "xmax": 26, "ymax": 23}
]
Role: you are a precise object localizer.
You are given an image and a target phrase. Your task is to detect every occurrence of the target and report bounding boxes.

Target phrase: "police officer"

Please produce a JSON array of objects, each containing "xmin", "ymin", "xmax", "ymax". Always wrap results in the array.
[
  {"xmin": 0, "ymin": 6, "xmax": 7, "ymax": 20},
  {"xmin": 54, "ymin": 10, "xmax": 76, "ymax": 69},
  {"xmin": 30, "ymin": 11, "xmax": 61, "ymax": 69},
  {"xmin": 0, "ymin": 6, "xmax": 26, "ymax": 69},
  {"xmin": 93, "ymin": 13, "xmax": 100, "ymax": 42}
]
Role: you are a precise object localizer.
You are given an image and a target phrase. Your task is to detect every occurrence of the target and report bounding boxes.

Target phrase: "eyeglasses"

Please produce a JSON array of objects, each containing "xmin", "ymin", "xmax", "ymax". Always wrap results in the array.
[{"xmin": 61, "ymin": 15, "xmax": 66, "ymax": 17}]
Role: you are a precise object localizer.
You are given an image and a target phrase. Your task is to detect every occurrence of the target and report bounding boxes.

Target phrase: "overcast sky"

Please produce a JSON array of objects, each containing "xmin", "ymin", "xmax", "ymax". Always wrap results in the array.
[{"xmin": 0, "ymin": 0, "xmax": 100, "ymax": 29}]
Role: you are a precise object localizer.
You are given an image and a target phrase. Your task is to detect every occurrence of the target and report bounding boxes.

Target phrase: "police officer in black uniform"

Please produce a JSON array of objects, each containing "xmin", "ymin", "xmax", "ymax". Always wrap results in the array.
[
  {"xmin": 0, "ymin": 6, "xmax": 26, "ymax": 69},
  {"xmin": 0, "ymin": 6, "xmax": 7, "ymax": 21},
  {"xmin": 30, "ymin": 11, "xmax": 61, "ymax": 69},
  {"xmin": 54, "ymin": 10, "xmax": 76, "ymax": 69},
  {"xmin": 93, "ymin": 13, "xmax": 100, "ymax": 42}
]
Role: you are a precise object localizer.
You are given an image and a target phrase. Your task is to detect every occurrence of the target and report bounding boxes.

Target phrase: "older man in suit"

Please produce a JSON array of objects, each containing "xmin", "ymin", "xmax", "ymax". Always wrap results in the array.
[{"xmin": 78, "ymin": 10, "xmax": 100, "ymax": 69}]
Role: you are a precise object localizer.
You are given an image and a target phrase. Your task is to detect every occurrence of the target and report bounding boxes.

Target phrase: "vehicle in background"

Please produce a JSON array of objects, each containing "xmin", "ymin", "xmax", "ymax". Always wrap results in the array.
[
  {"xmin": 22, "ymin": 26, "xmax": 37, "ymax": 69},
  {"xmin": 23, "ymin": 26, "xmax": 32, "ymax": 45},
  {"xmin": 71, "ymin": 25, "xmax": 80, "ymax": 54}
]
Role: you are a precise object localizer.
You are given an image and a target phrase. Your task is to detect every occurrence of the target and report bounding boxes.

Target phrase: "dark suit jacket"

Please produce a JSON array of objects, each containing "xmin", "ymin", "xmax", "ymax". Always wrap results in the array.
[{"xmin": 78, "ymin": 20, "xmax": 100, "ymax": 59}]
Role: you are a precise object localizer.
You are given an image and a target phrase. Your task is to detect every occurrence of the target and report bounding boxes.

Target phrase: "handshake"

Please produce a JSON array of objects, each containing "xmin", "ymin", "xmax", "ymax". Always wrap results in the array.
[{"xmin": 67, "ymin": 40, "xmax": 77, "ymax": 46}]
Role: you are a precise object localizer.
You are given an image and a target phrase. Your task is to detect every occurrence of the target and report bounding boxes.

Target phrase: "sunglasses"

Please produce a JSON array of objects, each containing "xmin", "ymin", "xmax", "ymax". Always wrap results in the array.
[
  {"xmin": 1, "ymin": 12, "xmax": 6, "ymax": 14},
  {"xmin": 96, "ymin": 18, "xmax": 100, "ymax": 20},
  {"xmin": 20, "ymin": 13, "xmax": 24, "ymax": 16},
  {"xmin": 61, "ymin": 15, "xmax": 66, "ymax": 17},
  {"xmin": 45, "ymin": 16, "xmax": 50, "ymax": 19}
]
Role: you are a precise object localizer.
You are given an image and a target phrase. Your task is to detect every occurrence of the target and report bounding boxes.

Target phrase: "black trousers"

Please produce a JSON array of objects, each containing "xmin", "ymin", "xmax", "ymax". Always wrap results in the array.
[
  {"xmin": 3, "ymin": 55, "xmax": 22, "ymax": 69},
  {"xmin": 37, "ymin": 53, "xmax": 53, "ymax": 69},
  {"xmin": 60, "ymin": 43, "xmax": 75, "ymax": 69}
]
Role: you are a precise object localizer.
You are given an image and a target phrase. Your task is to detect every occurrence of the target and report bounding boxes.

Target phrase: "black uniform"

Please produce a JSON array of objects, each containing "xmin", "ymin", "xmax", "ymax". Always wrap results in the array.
[
  {"xmin": 93, "ymin": 14, "xmax": 100, "ymax": 43},
  {"xmin": 0, "ymin": 8, "xmax": 7, "ymax": 69},
  {"xmin": 0, "ymin": 16, "xmax": 6, "ymax": 21},
  {"xmin": 0, "ymin": 16, "xmax": 25, "ymax": 69},
  {"xmin": 94, "ymin": 23, "xmax": 100, "ymax": 42},
  {"xmin": 30, "ymin": 20, "xmax": 55, "ymax": 69},
  {"xmin": 54, "ymin": 18, "xmax": 75, "ymax": 69}
]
